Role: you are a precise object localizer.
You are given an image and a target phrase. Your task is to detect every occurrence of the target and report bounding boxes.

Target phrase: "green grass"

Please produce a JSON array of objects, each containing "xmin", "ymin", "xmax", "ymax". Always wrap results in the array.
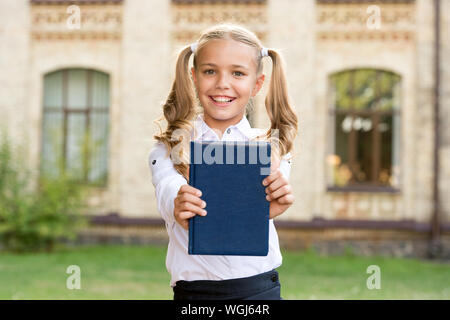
[
  {"xmin": 279, "ymin": 248, "xmax": 450, "ymax": 299},
  {"xmin": 0, "ymin": 245, "xmax": 448, "ymax": 300}
]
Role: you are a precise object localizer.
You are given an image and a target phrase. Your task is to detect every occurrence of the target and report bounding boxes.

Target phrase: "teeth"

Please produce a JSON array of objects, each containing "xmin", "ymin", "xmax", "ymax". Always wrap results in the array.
[{"xmin": 212, "ymin": 96, "xmax": 233, "ymax": 102}]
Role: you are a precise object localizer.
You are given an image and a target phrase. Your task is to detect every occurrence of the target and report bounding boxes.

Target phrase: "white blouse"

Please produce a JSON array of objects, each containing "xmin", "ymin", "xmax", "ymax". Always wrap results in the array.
[{"xmin": 148, "ymin": 114, "xmax": 292, "ymax": 287}]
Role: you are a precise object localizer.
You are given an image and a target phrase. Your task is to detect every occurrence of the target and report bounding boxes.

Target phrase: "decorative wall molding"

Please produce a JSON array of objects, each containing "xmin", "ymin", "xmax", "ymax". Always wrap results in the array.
[
  {"xmin": 171, "ymin": 3, "xmax": 267, "ymax": 44},
  {"xmin": 30, "ymin": 0, "xmax": 123, "ymax": 4},
  {"xmin": 172, "ymin": 0, "xmax": 266, "ymax": 3},
  {"xmin": 30, "ymin": 4, "xmax": 122, "ymax": 41},
  {"xmin": 317, "ymin": 30, "xmax": 412, "ymax": 41},
  {"xmin": 316, "ymin": 0, "xmax": 415, "ymax": 3},
  {"xmin": 316, "ymin": 3, "xmax": 415, "ymax": 42}
]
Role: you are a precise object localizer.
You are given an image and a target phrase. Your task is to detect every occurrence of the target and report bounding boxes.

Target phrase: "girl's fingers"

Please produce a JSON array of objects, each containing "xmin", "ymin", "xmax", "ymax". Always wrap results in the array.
[
  {"xmin": 176, "ymin": 208, "xmax": 206, "ymax": 230},
  {"xmin": 179, "ymin": 192, "xmax": 206, "ymax": 209},
  {"xmin": 178, "ymin": 184, "xmax": 203, "ymax": 197},
  {"xmin": 267, "ymin": 184, "xmax": 292, "ymax": 201},
  {"xmin": 262, "ymin": 169, "xmax": 281, "ymax": 187},
  {"xmin": 177, "ymin": 211, "xmax": 196, "ymax": 220},
  {"xmin": 265, "ymin": 175, "xmax": 287, "ymax": 194},
  {"xmin": 276, "ymin": 193, "xmax": 295, "ymax": 205},
  {"xmin": 181, "ymin": 202, "xmax": 207, "ymax": 216}
]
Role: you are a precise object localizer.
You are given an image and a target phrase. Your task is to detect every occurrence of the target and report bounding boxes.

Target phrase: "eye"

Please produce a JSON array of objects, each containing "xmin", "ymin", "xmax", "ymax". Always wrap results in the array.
[
  {"xmin": 203, "ymin": 69, "xmax": 215, "ymax": 75},
  {"xmin": 233, "ymin": 71, "xmax": 245, "ymax": 77}
]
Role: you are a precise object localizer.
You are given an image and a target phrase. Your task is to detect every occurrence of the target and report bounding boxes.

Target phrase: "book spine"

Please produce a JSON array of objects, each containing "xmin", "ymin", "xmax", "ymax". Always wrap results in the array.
[{"xmin": 188, "ymin": 141, "xmax": 195, "ymax": 254}]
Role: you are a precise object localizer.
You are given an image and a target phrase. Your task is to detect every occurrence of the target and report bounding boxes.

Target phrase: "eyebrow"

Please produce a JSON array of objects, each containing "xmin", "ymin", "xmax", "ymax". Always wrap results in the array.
[{"xmin": 199, "ymin": 63, "xmax": 249, "ymax": 70}]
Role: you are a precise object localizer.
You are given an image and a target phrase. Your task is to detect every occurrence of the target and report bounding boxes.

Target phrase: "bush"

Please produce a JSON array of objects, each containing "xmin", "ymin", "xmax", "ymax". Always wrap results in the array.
[{"xmin": 0, "ymin": 130, "xmax": 89, "ymax": 253}]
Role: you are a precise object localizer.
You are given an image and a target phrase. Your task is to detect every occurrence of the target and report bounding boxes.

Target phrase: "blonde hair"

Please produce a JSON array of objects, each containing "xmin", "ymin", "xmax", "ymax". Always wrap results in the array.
[{"xmin": 154, "ymin": 23, "xmax": 298, "ymax": 181}]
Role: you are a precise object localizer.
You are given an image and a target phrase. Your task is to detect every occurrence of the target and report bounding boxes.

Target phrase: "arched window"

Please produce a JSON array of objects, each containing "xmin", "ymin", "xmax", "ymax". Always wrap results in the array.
[
  {"xmin": 326, "ymin": 68, "xmax": 401, "ymax": 191},
  {"xmin": 41, "ymin": 68, "xmax": 110, "ymax": 186}
]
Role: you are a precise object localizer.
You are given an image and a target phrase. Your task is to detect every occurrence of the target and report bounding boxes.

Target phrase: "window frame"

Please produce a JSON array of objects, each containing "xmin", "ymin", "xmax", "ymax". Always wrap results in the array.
[
  {"xmin": 326, "ymin": 68, "xmax": 401, "ymax": 193},
  {"xmin": 40, "ymin": 68, "xmax": 110, "ymax": 187}
]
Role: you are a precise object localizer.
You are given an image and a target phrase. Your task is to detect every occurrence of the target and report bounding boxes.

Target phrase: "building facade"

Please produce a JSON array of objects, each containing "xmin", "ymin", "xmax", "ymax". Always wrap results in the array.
[{"xmin": 1, "ymin": 0, "xmax": 449, "ymax": 256}]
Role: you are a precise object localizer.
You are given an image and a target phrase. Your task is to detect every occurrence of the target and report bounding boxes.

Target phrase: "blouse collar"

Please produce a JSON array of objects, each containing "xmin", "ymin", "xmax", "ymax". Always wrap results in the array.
[{"xmin": 193, "ymin": 113, "xmax": 256, "ymax": 140}]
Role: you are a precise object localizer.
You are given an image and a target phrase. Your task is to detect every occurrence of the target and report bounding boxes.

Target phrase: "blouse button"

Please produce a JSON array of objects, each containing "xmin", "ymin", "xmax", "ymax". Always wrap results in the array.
[
  {"xmin": 226, "ymin": 128, "xmax": 231, "ymax": 134},
  {"xmin": 152, "ymin": 159, "xmax": 156, "ymax": 165}
]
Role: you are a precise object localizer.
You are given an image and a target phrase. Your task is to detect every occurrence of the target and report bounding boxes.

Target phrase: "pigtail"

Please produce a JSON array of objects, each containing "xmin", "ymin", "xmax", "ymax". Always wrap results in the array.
[
  {"xmin": 264, "ymin": 49, "xmax": 298, "ymax": 162},
  {"xmin": 154, "ymin": 45, "xmax": 197, "ymax": 181}
]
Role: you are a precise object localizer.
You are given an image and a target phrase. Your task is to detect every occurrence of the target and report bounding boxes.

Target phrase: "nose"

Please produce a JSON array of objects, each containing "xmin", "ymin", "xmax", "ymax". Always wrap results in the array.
[{"xmin": 215, "ymin": 72, "xmax": 230, "ymax": 90}]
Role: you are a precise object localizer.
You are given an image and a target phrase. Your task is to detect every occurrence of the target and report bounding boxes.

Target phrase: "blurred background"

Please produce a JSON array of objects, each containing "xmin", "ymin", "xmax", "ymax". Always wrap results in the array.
[{"xmin": 0, "ymin": 0, "xmax": 449, "ymax": 299}]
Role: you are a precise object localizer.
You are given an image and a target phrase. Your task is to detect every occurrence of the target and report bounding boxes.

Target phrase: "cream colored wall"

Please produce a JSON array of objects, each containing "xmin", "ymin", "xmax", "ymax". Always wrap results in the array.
[
  {"xmin": 266, "ymin": 1, "xmax": 424, "ymax": 223},
  {"xmin": 265, "ymin": 0, "xmax": 316, "ymax": 222},
  {"xmin": 26, "ymin": 4, "xmax": 123, "ymax": 215},
  {"xmin": 440, "ymin": 0, "xmax": 450, "ymax": 222},
  {"xmin": 0, "ymin": 0, "xmax": 30, "ymax": 151},
  {"xmin": 121, "ymin": 0, "xmax": 173, "ymax": 217},
  {"xmin": 414, "ymin": 0, "xmax": 437, "ymax": 222},
  {"xmin": 1, "ymin": 1, "xmax": 123, "ymax": 215},
  {"xmin": 315, "ymin": 42, "xmax": 416, "ymax": 221},
  {"xmin": 28, "ymin": 40, "xmax": 122, "ymax": 214},
  {"xmin": 1, "ymin": 0, "xmax": 448, "ymax": 225}
]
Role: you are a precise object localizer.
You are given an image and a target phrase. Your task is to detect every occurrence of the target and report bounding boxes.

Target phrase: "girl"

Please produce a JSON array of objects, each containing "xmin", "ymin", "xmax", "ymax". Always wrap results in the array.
[{"xmin": 149, "ymin": 23, "xmax": 298, "ymax": 300}]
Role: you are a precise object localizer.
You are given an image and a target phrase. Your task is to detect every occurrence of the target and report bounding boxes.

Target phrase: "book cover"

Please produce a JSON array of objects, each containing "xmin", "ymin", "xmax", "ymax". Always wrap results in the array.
[{"xmin": 188, "ymin": 140, "xmax": 271, "ymax": 256}]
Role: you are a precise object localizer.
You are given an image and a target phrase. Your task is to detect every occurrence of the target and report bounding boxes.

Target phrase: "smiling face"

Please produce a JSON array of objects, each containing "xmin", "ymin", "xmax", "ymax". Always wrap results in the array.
[{"xmin": 191, "ymin": 39, "xmax": 265, "ymax": 135}]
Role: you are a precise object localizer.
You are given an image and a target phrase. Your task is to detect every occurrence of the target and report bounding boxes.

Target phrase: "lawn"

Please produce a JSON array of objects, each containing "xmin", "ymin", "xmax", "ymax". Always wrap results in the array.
[{"xmin": 0, "ymin": 245, "xmax": 449, "ymax": 300}]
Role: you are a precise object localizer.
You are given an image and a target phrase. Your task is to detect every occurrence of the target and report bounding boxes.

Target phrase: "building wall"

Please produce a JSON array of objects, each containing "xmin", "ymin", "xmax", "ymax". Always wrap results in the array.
[
  {"xmin": 119, "ymin": 0, "xmax": 172, "ymax": 217},
  {"xmin": 414, "ymin": 0, "xmax": 437, "ymax": 223},
  {"xmin": 27, "ymin": 2, "xmax": 123, "ymax": 214},
  {"xmin": 313, "ymin": 2, "xmax": 417, "ymax": 222},
  {"xmin": 0, "ymin": 0, "xmax": 30, "ymax": 149},
  {"xmin": 0, "ymin": 0, "xmax": 448, "ymax": 229},
  {"xmin": 266, "ymin": 0, "xmax": 317, "ymax": 222},
  {"xmin": 440, "ymin": 0, "xmax": 450, "ymax": 223}
]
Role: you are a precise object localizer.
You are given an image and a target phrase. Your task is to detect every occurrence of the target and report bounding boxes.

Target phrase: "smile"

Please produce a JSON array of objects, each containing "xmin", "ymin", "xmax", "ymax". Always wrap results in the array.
[{"xmin": 209, "ymin": 95, "xmax": 236, "ymax": 106}]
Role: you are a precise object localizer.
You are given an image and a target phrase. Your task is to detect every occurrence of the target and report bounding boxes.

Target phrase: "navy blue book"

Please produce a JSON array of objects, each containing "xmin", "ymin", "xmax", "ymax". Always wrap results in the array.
[{"xmin": 188, "ymin": 140, "xmax": 271, "ymax": 256}]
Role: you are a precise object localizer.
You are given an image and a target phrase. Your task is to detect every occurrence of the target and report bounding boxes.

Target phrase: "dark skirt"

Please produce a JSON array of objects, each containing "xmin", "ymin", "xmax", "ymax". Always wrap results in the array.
[{"xmin": 173, "ymin": 269, "xmax": 282, "ymax": 300}]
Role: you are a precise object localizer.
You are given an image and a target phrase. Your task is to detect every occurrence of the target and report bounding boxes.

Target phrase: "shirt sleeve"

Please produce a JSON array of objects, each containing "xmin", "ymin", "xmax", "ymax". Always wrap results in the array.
[
  {"xmin": 278, "ymin": 152, "xmax": 292, "ymax": 181},
  {"xmin": 148, "ymin": 141, "xmax": 187, "ymax": 228}
]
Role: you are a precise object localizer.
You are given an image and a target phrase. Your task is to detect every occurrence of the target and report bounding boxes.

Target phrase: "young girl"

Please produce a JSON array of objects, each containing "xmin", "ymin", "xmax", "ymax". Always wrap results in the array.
[{"xmin": 149, "ymin": 24, "xmax": 298, "ymax": 300}]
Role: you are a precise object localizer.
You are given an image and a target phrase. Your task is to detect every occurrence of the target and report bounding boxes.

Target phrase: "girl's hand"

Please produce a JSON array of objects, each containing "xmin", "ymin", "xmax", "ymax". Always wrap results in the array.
[
  {"xmin": 174, "ymin": 184, "xmax": 207, "ymax": 230},
  {"xmin": 263, "ymin": 169, "xmax": 295, "ymax": 219}
]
